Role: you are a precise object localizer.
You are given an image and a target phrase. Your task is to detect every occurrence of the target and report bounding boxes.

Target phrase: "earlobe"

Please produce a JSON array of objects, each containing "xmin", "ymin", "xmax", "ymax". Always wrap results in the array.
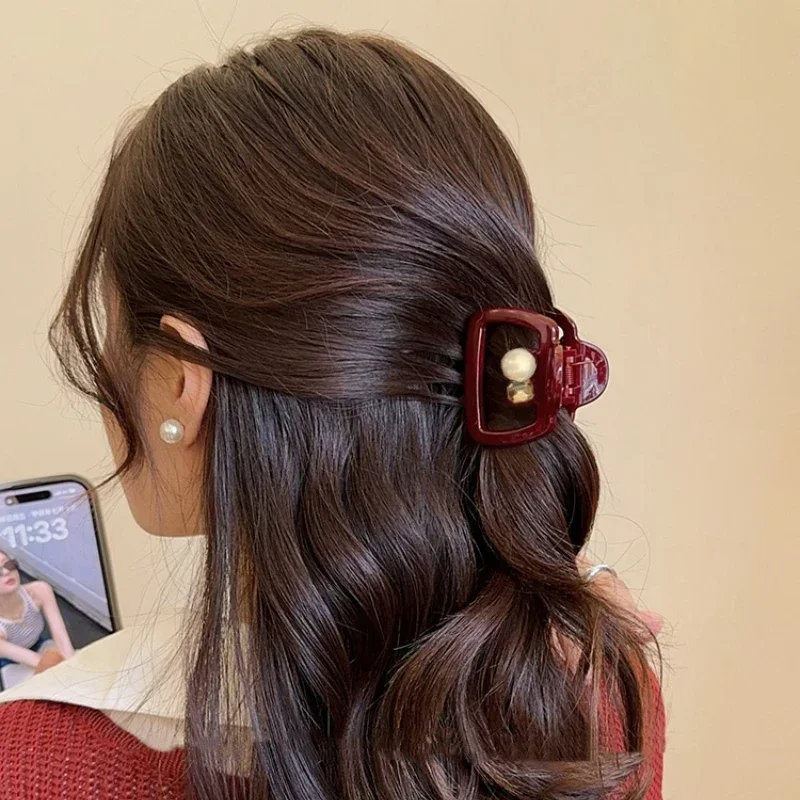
[{"xmin": 160, "ymin": 315, "xmax": 213, "ymax": 447}]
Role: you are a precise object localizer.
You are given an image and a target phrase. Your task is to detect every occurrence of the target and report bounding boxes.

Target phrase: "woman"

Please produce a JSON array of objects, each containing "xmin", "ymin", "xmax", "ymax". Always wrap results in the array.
[
  {"xmin": 0, "ymin": 29, "xmax": 664, "ymax": 799},
  {"xmin": 0, "ymin": 550, "xmax": 74, "ymax": 687}
]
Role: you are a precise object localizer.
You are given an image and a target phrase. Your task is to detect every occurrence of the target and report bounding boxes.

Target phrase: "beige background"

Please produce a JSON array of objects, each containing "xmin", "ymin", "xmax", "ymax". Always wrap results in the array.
[{"xmin": 1, "ymin": 1, "xmax": 798, "ymax": 796}]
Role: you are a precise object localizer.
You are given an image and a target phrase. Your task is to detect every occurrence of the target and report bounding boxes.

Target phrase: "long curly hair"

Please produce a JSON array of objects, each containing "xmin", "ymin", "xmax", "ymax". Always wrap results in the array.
[{"xmin": 51, "ymin": 29, "xmax": 660, "ymax": 799}]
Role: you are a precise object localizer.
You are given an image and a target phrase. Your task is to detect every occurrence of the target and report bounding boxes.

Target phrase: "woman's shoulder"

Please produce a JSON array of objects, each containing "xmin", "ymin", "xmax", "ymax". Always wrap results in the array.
[
  {"xmin": 0, "ymin": 699, "xmax": 186, "ymax": 798},
  {"xmin": 602, "ymin": 669, "xmax": 666, "ymax": 800},
  {"xmin": 21, "ymin": 579, "xmax": 52, "ymax": 605}
]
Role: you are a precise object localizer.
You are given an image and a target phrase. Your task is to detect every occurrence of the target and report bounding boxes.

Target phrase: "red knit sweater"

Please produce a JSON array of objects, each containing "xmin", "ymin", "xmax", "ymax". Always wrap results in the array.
[
  {"xmin": 0, "ymin": 697, "xmax": 664, "ymax": 798},
  {"xmin": 0, "ymin": 701, "xmax": 185, "ymax": 799}
]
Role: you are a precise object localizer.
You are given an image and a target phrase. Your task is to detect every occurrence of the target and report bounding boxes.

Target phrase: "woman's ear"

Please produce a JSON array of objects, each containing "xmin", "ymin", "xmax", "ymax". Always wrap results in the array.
[{"xmin": 159, "ymin": 315, "xmax": 213, "ymax": 447}]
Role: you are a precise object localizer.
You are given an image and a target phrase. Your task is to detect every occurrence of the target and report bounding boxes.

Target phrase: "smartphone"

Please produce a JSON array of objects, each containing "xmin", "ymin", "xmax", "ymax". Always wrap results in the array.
[{"xmin": 0, "ymin": 475, "xmax": 118, "ymax": 687}]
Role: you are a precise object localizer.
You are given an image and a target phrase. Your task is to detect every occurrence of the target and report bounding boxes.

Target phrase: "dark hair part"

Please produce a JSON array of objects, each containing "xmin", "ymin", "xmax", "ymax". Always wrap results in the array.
[{"xmin": 51, "ymin": 29, "xmax": 659, "ymax": 799}]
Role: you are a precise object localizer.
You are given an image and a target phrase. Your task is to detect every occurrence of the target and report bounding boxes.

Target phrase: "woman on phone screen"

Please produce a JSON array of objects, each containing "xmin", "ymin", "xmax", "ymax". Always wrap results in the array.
[
  {"xmin": 0, "ymin": 550, "xmax": 75, "ymax": 688},
  {"xmin": 0, "ymin": 29, "xmax": 664, "ymax": 799}
]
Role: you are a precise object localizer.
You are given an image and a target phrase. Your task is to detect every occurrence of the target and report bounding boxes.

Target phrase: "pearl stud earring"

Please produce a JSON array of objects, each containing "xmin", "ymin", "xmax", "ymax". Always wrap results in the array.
[
  {"xmin": 500, "ymin": 347, "xmax": 537, "ymax": 404},
  {"xmin": 159, "ymin": 419, "xmax": 185, "ymax": 444}
]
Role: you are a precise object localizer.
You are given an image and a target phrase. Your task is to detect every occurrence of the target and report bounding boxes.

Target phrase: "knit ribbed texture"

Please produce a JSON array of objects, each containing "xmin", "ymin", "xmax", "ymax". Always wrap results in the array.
[
  {"xmin": 0, "ymin": 691, "xmax": 664, "ymax": 798},
  {"xmin": 0, "ymin": 701, "xmax": 185, "ymax": 799}
]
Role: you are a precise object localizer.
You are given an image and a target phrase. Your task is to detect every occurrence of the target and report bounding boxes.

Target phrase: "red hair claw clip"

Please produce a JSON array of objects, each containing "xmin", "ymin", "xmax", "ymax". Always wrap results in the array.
[{"xmin": 464, "ymin": 307, "xmax": 609, "ymax": 447}]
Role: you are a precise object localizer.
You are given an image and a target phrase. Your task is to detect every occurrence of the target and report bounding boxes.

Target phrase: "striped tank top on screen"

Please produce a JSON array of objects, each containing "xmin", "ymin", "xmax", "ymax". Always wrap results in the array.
[{"xmin": 0, "ymin": 587, "xmax": 45, "ymax": 648}]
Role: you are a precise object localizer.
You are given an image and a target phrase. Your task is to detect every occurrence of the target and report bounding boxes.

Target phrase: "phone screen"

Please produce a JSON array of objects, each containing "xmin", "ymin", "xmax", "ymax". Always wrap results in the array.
[{"xmin": 0, "ymin": 477, "xmax": 115, "ymax": 688}]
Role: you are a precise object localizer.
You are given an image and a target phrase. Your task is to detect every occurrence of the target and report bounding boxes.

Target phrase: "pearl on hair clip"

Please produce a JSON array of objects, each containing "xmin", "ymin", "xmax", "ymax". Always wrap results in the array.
[
  {"xmin": 501, "ymin": 348, "xmax": 537, "ymax": 405},
  {"xmin": 500, "ymin": 348, "xmax": 537, "ymax": 382}
]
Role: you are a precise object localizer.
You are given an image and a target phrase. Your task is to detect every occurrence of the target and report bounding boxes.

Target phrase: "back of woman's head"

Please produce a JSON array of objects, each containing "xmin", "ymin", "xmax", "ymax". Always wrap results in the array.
[{"xmin": 52, "ymin": 29, "xmax": 658, "ymax": 800}]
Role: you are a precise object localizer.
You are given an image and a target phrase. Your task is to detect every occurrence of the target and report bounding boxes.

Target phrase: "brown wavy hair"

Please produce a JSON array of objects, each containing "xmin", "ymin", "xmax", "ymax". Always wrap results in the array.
[{"xmin": 50, "ymin": 29, "xmax": 659, "ymax": 799}]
